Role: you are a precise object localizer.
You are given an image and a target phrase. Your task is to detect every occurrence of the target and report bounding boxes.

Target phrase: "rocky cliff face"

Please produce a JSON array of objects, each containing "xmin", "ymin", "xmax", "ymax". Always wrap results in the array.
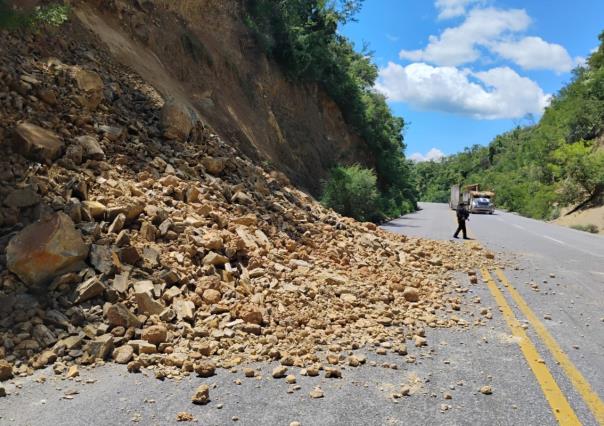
[{"xmin": 71, "ymin": 0, "xmax": 373, "ymax": 196}]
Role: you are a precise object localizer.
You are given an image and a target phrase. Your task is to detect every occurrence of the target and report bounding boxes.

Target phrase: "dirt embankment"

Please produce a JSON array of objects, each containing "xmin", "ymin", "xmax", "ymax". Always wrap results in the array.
[
  {"xmin": 72, "ymin": 0, "xmax": 373, "ymax": 196},
  {"xmin": 554, "ymin": 205, "xmax": 604, "ymax": 234}
]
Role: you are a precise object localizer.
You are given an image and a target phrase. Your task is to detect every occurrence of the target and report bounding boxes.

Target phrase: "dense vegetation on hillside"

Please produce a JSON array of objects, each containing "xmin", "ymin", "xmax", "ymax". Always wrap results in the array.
[
  {"xmin": 244, "ymin": 0, "xmax": 417, "ymax": 220},
  {"xmin": 0, "ymin": 0, "xmax": 69, "ymax": 29},
  {"xmin": 413, "ymin": 31, "xmax": 604, "ymax": 220}
]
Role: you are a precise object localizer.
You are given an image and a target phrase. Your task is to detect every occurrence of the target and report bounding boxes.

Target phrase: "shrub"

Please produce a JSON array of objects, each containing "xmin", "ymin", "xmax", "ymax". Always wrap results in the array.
[
  {"xmin": 570, "ymin": 224, "xmax": 599, "ymax": 233},
  {"xmin": 321, "ymin": 165, "xmax": 382, "ymax": 222},
  {"xmin": 0, "ymin": 1, "xmax": 69, "ymax": 30}
]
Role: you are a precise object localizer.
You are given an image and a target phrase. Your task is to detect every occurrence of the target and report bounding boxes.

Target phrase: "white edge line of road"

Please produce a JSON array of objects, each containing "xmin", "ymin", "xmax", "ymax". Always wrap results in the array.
[{"xmin": 543, "ymin": 236, "xmax": 565, "ymax": 245}]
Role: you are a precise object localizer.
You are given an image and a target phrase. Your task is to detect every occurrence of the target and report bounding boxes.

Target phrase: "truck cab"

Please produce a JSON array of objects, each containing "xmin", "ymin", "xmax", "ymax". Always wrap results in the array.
[{"xmin": 469, "ymin": 193, "xmax": 495, "ymax": 214}]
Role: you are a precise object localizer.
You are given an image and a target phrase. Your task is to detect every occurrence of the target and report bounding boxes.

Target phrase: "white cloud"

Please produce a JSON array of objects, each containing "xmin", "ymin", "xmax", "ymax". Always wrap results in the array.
[
  {"xmin": 410, "ymin": 148, "xmax": 446, "ymax": 162},
  {"xmin": 490, "ymin": 37, "xmax": 574, "ymax": 72},
  {"xmin": 376, "ymin": 62, "xmax": 551, "ymax": 119},
  {"xmin": 435, "ymin": 0, "xmax": 485, "ymax": 20},
  {"xmin": 400, "ymin": 8, "xmax": 531, "ymax": 66},
  {"xmin": 400, "ymin": 8, "xmax": 575, "ymax": 73}
]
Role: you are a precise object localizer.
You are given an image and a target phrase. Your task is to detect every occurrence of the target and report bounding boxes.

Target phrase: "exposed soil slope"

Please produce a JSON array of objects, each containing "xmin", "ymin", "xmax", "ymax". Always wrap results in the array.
[{"xmin": 74, "ymin": 0, "xmax": 373, "ymax": 196}]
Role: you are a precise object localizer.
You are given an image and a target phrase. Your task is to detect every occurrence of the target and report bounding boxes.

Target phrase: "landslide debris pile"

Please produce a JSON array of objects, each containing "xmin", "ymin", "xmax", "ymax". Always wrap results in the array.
[{"xmin": 0, "ymin": 23, "xmax": 494, "ymax": 382}]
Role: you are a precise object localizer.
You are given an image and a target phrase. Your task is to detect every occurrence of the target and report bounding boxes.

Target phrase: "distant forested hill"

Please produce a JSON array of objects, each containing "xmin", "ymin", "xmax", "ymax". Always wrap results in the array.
[{"xmin": 413, "ymin": 31, "xmax": 604, "ymax": 220}]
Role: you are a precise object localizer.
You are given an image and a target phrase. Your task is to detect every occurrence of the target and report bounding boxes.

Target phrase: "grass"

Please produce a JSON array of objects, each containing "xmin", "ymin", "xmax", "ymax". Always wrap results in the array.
[{"xmin": 570, "ymin": 223, "xmax": 599, "ymax": 233}]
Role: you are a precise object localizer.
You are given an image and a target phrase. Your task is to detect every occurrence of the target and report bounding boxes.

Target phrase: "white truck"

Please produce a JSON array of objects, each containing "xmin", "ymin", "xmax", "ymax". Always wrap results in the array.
[{"xmin": 450, "ymin": 184, "xmax": 495, "ymax": 214}]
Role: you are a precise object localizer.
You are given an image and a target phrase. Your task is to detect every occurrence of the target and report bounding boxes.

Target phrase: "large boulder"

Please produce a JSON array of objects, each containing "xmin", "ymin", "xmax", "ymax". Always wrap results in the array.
[
  {"xmin": 13, "ymin": 122, "xmax": 64, "ymax": 163},
  {"xmin": 6, "ymin": 212, "xmax": 89, "ymax": 286},
  {"xmin": 161, "ymin": 100, "xmax": 194, "ymax": 141},
  {"xmin": 74, "ymin": 68, "xmax": 104, "ymax": 110}
]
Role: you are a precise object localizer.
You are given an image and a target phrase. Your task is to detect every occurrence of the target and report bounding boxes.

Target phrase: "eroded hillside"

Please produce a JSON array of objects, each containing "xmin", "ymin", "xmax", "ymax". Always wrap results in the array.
[{"xmin": 71, "ymin": 0, "xmax": 375, "ymax": 196}]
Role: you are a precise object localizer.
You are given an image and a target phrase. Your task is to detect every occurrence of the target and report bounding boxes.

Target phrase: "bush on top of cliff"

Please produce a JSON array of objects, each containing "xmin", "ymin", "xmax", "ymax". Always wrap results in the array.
[{"xmin": 245, "ymin": 0, "xmax": 417, "ymax": 218}]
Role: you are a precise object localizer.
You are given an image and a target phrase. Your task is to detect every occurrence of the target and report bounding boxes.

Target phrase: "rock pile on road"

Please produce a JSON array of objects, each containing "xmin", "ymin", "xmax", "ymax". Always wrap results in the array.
[{"xmin": 0, "ymin": 22, "xmax": 495, "ymax": 382}]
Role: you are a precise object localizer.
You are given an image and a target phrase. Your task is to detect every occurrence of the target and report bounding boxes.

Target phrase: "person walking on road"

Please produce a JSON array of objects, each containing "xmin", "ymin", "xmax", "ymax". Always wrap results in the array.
[{"xmin": 454, "ymin": 202, "xmax": 470, "ymax": 239}]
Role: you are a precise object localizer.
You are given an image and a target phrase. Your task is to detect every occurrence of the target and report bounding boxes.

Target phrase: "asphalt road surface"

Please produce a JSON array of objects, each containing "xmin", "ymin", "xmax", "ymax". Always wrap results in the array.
[{"xmin": 2, "ymin": 203, "xmax": 603, "ymax": 425}]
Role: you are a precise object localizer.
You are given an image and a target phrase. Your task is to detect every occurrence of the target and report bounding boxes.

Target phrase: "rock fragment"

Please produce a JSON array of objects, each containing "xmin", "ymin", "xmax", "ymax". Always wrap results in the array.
[
  {"xmin": 7, "ymin": 213, "xmax": 89, "ymax": 286},
  {"xmin": 191, "ymin": 384, "xmax": 210, "ymax": 405}
]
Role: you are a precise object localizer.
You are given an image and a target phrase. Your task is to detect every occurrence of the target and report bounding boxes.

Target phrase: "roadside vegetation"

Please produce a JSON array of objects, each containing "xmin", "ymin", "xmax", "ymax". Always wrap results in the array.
[
  {"xmin": 0, "ymin": 0, "xmax": 70, "ymax": 29},
  {"xmin": 570, "ymin": 224, "xmax": 599, "ymax": 234},
  {"xmin": 244, "ymin": 0, "xmax": 417, "ymax": 221},
  {"xmin": 413, "ymin": 30, "xmax": 604, "ymax": 221}
]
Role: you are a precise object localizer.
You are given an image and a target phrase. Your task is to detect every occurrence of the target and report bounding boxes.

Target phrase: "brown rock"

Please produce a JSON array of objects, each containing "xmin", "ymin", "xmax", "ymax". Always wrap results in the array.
[
  {"xmin": 309, "ymin": 387, "xmax": 324, "ymax": 399},
  {"xmin": 237, "ymin": 304, "xmax": 263, "ymax": 325},
  {"xmin": 105, "ymin": 303, "xmax": 141, "ymax": 328},
  {"xmin": 161, "ymin": 100, "xmax": 194, "ymax": 141},
  {"xmin": 403, "ymin": 287, "xmax": 419, "ymax": 302},
  {"xmin": 75, "ymin": 135, "xmax": 104, "ymax": 160},
  {"xmin": 128, "ymin": 340, "xmax": 157, "ymax": 354},
  {"xmin": 3, "ymin": 187, "xmax": 40, "ymax": 209},
  {"xmin": 74, "ymin": 68, "xmax": 104, "ymax": 110},
  {"xmin": 74, "ymin": 277, "xmax": 105, "ymax": 303},
  {"xmin": 194, "ymin": 361, "xmax": 216, "ymax": 377},
  {"xmin": 134, "ymin": 281, "xmax": 165, "ymax": 316},
  {"xmin": 480, "ymin": 385, "xmax": 493, "ymax": 395},
  {"xmin": 82, "ymin": 201, "xmax": 106, "ymax": 220},
  {"xmin": 202, "ymin": 157, "xmax": 226, "ymax": 175},
  {"xmin": 202, "ymin": 251, "xmax": 229, "ymax": 266},
  {"xmin": 272, "ymin": 366, "xmax": 287, "ymax": 378},
  {"xmin": 112, "ymin": 345, "xmax": 134, "ymax": 364},
  {"xmin": 325, "ymin": 367, "xmax": 342, "ymax": 378},
  {"xmin": 13, "ymin": 122, "xmax": 63, "ymax": 163},
  {"xmin": 86, "ymin": 334, "xmax": 114, "ymax": 360},
  {"xmin": 202, "ymin": 289, "xmax": 222, "ymax": 304},
  {"xmin": 7, "ymin": 212, "xmax": 89, "ymax": 286},
  {"xmin": 191, "ymin": 384, "xmax": 210, "ymax": 405},
  {"xmin": 142, "ymin": 325, "xmax": 168, "ymax": 345},
  {"xmin": 66, "ymin": 365, "xmax": 79, "ymax": 378},
  {"xmin": 108, "ymin": 213, "xmax": 126, "ymax": 234},
  {"xmin": 0, "ymin": 360, "xmax": 14, "ymax": 381}
]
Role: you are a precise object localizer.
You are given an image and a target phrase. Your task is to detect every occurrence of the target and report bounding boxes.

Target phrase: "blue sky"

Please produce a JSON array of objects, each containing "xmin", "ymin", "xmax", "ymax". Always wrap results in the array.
[{"xmin": 341, "ymin": 0, "xmax": 604, "ymax": 161}]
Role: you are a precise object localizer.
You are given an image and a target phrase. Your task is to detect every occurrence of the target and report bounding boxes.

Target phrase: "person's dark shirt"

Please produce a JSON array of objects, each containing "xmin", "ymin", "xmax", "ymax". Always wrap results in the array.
[{"xmin": 456, "ymin": 205, "xmax": 469, "ymax": 221}]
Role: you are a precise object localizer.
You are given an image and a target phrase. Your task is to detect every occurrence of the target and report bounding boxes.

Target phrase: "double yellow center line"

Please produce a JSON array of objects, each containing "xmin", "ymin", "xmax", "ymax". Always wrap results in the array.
[{"xmin": 481, "ymin": 268, "xmax": 604, "ymax": 425}]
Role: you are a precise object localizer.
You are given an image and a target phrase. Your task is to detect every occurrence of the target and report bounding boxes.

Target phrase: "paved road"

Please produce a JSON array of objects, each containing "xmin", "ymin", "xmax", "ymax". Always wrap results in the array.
[
  {"xmin": 383, "ymin": 202, "xmax": 604, "ymax": 425},
  {"xmin": 2, "ymin": 203, "xmax": 602, "ymax": 425}
]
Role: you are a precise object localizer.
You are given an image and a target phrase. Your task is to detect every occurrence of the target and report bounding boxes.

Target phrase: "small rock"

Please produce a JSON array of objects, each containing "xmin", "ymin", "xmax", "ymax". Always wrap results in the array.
[
  {"xmin": 13, "ymin": 122, "xmax": 63, "ymax": 163},
  {"xmin": 142, "ymin": 325, "xmax": 168, "ymax": 345},
  {"xmin": 480, "ymin": 385, "xmax": 493, "ymax": 395},
  {"xmin": 176, "ymin": 412, "xmax": 194, "ymax": 422},
  {"xmin": 66, "ymin": 365, "xmax": 79, "ymax": 378},
  {"xmin": 403, "ymin": 287, "xmax": 420, "ymax": 302},
  {"xmin": 191, "ymin": 384, "xmax": 210, "ymax": 405},
  {"xmin": 325, "ymin": 368, "xmax": 341, "ymax": 379},
  {"xmin": 0, "ymin": 360, "xmax": 14, "ymax": 381},
  {"xmin": 74, "ymin": 277, "xmax": 105, "ymax": 304},
  {"xmin": 272, "ymin": 366, "xmax": 288, "ymax": 378},
  {"xmin": 195, "ymin": 361, "xmax": 216, "ymax": 378},
  {"xmin": 309, "ymin": 387, "xmax": 324, "ymax": 399},
  {"xmin": 113, "ymin": 345, "xmax": 134, "ymax": 364}
]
